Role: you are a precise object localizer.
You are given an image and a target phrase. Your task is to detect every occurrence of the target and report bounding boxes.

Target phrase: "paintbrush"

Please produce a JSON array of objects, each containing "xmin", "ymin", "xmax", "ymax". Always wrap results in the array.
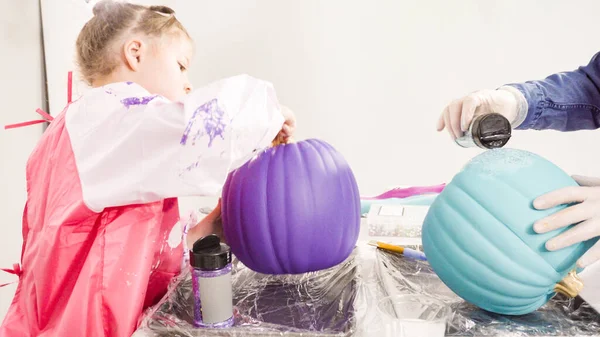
[{"xmin": 368, "ymin": 240, "xmax": 427, "ymax": 261}]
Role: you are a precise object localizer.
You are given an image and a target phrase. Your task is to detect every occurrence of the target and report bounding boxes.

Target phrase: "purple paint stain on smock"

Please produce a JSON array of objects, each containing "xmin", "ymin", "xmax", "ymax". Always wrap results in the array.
[
  {"xmin": 120, "ymin": 95, "xmax": 158, "ymax": 109},
  {"xmin": 183, "ymin": 160, "xmax": 201, "ymax": 172},
  {"xmin": 180, "ymin": 98, "xmax": 227, "ymax": 147},
  {"xmin": 126, "ymin": 81, "xmax": 134, "ymax": 85},
  {"xmin": 179, "ymin": 155, "xmax": 206, "ymax": 178}
]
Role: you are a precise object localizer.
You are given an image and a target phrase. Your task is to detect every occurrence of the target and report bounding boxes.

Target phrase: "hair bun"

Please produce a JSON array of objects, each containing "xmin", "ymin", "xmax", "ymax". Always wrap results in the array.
[
  {"xmin": 149, "ymin": 5, "xmax": 175, "ymax": 15},
  {"xmin": 92, "ymin": 0, "xmax": 118, "ymax": 16}
]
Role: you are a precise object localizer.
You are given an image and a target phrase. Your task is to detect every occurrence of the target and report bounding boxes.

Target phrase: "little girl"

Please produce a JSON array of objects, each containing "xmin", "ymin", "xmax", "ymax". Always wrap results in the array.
[{"xmin": 0, "ymin": 1, "xmax": 294, "ymax": 336}]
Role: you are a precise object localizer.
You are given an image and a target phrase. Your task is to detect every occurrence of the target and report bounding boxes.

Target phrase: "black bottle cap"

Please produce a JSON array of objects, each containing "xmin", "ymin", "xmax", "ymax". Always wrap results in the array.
[
  {"xmin": 472, "ymin": 113, "xmax": 512, "ymax": 149},
  {"xmin": 189, "ymin": 234, "xmax": 232, "ymax": 271}
]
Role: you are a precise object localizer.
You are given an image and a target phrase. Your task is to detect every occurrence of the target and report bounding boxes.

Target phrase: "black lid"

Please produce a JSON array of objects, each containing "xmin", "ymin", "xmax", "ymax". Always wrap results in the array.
[
  {"xmin": 189, "ymin": 234, "xmax": 232, "ymax": 271},
  {"xmin": 472, "ymin": 113, "xmax": 512, "ymax": 149}
]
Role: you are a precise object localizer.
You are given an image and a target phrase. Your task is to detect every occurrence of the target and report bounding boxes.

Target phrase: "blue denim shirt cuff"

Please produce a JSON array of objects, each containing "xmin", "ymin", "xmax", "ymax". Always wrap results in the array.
[{"xmin": 505, "ymin": 82, "xmax": 545, "ymax": 130}]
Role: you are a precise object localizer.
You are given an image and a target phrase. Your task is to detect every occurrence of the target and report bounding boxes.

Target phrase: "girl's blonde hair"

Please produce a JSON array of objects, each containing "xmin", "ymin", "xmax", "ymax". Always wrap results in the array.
[{"xmin": 76, "ymin": 0, "xmax": 191, "ymax": 84}]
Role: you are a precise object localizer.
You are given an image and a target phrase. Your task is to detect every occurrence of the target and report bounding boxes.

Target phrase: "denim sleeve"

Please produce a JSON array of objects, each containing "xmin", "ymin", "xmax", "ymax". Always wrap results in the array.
[{"xmin": 507, "ymin": 51, "xmax": 600, "ymax": 131}]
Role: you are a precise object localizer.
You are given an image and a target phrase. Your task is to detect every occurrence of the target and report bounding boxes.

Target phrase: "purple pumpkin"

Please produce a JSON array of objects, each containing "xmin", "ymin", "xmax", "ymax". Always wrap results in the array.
[{"xmin": 221, "ymin": 139, "xmax": 361, "ymax": 275}]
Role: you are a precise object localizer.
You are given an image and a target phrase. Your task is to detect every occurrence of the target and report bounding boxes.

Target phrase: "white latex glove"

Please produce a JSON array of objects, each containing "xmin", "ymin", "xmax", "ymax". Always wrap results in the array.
[
  {"xmin": 533, "ymin": 175, "xmax": 600, "ymax": 268},
  {"xmin": 436, "ymin": 86, "xmax": 527, "ymax": 140}
]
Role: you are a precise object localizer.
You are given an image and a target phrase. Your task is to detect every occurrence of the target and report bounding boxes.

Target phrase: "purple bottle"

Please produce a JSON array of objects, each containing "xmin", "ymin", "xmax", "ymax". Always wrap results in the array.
[{"xmin": 189, "ymin": 234, "xmax": 234, "ymax": 328}]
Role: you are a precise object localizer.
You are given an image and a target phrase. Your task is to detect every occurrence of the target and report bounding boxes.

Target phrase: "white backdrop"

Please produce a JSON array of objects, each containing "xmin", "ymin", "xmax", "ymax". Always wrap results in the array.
[{"xmin": 42, "ymin": 0, "xmax": 600, "ymax": 197}]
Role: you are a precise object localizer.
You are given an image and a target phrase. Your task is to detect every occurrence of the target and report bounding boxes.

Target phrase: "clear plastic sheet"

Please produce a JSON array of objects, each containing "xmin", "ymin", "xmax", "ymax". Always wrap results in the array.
[
  {"xmin": 373, "ymin": 248, "xmax": 600, "ymax": 336},
  {"xmin": 134, "ymin": 245, "xmax": 600, "ymax": 336},
  {"xmin": 134, "ymin": 250, "xmax": 359, "ymax": 337}
]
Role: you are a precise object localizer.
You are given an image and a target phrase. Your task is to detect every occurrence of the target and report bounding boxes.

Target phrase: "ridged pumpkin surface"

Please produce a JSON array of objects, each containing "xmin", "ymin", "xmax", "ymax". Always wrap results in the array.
[
  {"xmin": 222, "ymin": 139, "xmax": 361, "ymax": 275},
  {"xmin": 422, "ymin": 149, "xmax": 598, "ymax": 315}
]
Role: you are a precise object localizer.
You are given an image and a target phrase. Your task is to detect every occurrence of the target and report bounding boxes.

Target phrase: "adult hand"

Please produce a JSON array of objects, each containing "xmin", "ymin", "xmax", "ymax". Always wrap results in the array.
[
  {"xmin": 533, "ymin": 175, "xmax": 600, "ymax": 268},
  {"xmin": 437, "ymin": 87, "xmax": 525, "ymax": 140}
]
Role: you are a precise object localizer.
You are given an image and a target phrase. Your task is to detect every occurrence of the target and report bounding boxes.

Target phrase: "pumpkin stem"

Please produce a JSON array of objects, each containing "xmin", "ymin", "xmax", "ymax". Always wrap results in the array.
[
  {"xmin": 554, "ymin": 270, "xmax": 583, "ymax": 298},
  {"xmin": 271, "ymin": 137, "xmax": 295, "ymax": 147}
]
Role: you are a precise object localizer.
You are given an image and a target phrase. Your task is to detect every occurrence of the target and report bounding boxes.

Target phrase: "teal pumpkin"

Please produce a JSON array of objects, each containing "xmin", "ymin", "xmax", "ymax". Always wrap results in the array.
[{"xmin": 422, "ymin": 148, "xmax": 598, "ymax": 315}]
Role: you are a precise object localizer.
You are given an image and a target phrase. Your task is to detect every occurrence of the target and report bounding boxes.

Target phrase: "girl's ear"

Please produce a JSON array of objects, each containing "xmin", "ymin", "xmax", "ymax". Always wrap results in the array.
[{"xmin": 123, "ymin": 38, "xmax": 144, "ymax": 71}]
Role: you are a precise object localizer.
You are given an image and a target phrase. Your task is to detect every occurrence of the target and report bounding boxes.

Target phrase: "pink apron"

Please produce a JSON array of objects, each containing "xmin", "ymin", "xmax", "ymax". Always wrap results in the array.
[{"xmin": 0, "ymin": 72, "xmax": 284, "ymax": 337}]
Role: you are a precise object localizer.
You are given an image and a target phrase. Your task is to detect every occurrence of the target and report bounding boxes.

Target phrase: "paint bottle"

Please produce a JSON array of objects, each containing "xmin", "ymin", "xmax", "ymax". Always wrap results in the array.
[
  {"xmin": 455, "ymin": 113, "xmax": 512, "ymax": 149},
  {"xmin": 189, "ymin": 234, "xmax": 234, "ymax": 328}
]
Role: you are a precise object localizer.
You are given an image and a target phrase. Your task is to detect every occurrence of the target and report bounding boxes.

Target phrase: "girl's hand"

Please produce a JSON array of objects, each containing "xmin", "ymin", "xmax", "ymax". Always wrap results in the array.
[
  {"xmin": 273, "ymin": 105, "xmax": 296, "ymax": 146},
  {"xmin": 186, "ymin": 199, "xmax": 223, "ymax": 248}
]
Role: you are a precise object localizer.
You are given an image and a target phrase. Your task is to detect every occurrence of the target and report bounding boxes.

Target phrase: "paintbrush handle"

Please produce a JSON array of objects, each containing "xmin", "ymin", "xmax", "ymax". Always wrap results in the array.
[{"xmin": 376, "ymin": 242, "xmax": 405, "ymax": 254}]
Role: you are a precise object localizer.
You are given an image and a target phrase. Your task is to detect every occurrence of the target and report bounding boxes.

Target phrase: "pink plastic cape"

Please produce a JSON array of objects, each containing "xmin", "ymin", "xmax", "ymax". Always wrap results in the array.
[{"xmin": 0, "ymin": 72, "xmax": 184, "ymax": 337}]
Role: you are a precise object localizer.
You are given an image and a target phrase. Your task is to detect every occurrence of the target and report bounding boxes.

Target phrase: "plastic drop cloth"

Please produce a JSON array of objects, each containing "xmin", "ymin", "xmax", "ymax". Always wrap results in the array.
[{"xmin": 133, "ymin": 241, "xmax": 600, "ymax": 337}]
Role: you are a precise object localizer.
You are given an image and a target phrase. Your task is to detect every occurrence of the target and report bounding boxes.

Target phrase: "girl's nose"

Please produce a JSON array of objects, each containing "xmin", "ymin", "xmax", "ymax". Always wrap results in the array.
[{"xmin": 184, "ymin": 83, "xmax": 192, "ymax": 94}]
